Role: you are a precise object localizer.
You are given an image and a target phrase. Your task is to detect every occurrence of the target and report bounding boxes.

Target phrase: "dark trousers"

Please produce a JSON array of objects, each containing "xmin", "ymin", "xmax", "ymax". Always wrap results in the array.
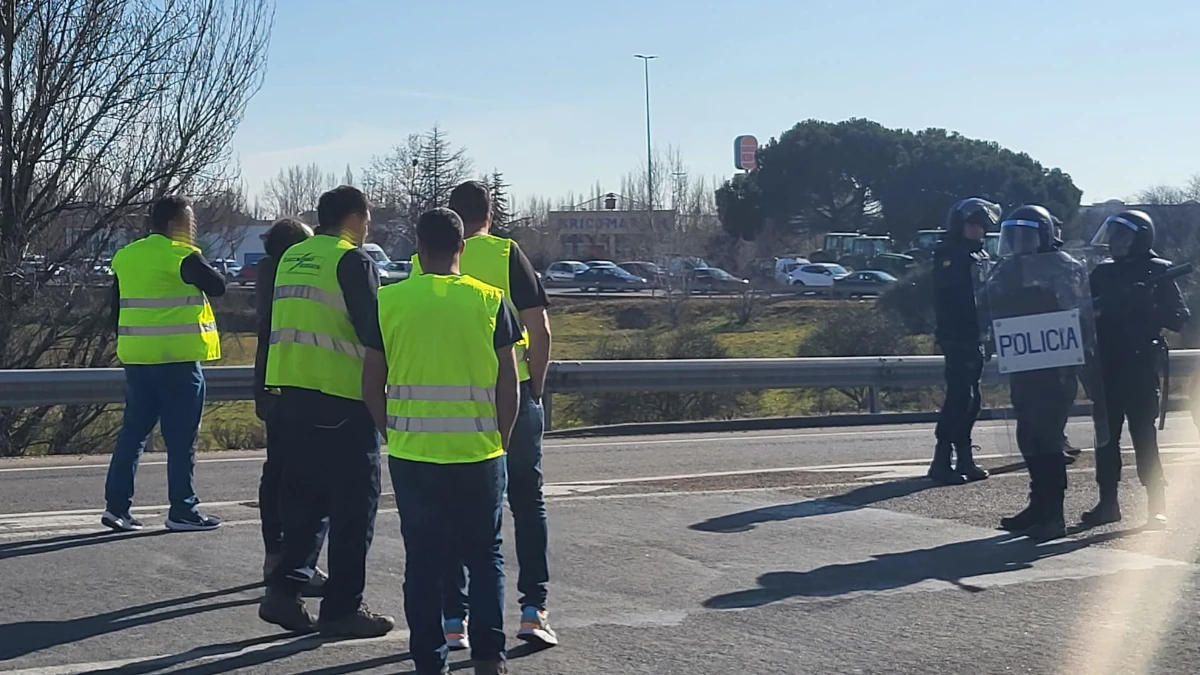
[
  {"xmin": 267, "ymin": 402, "xmax": 380, "ymax": 621},
  {"xmin": 934, "ymin": 342, "xmax": 984, "ymax": 449},
  {"xmin": 1096, "ymin": 358, "xmax": 1164, "ymax": 489},
  {"xmin": 390, "ymin": 455, "xmax": 507, "ymax": 673},
  {"xmin": 443, "ymin": 382, "xmax": 549, "ymax": 619},
  {"xmin": 1012, "ymin": 371, "xmax": 1072, "ymax": 499},
  {"xmin": 105, "ymin": 362, "xmax": 205, "ymax": 520},
  {"xmin": 259, "ymin": 410, "xmax": 329, "ymax": 556}
]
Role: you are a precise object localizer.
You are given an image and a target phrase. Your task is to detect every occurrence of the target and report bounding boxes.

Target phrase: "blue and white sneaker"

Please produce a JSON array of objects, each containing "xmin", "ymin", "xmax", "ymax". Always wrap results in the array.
[
  {"xmin": 166, "ymin": 511, "xmax": 222, "ymax": 532},
  {"xmin": 444, "ymin": 617, "xmax": 469, "ymax": 651},
  {"xmin": 517, "ymin": 606, "xmax": 559, "ymax": 647},
  {"xmin": 101, "ymin": 511, "xmax": 144, "ymax": 532}
]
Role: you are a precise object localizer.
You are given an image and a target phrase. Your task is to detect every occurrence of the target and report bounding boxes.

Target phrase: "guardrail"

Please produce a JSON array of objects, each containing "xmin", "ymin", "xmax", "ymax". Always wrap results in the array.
[{"xmin": 4, "ymin": 351, "xmax": 1200, "ymax": 428}]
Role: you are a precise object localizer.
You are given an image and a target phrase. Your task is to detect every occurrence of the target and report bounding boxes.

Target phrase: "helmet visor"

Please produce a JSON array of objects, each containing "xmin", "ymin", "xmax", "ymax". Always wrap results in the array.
[
  {"xmin": 1089, "ymin": 215, "xmax": 1138, "ymax": 252},
  {"xmin": 998, "ymin": 219, "xmax": 1042, "ymax": 257},
  {"xmin": 961, "ymin": 200, "xmax": 1002, "ymax": 229}
]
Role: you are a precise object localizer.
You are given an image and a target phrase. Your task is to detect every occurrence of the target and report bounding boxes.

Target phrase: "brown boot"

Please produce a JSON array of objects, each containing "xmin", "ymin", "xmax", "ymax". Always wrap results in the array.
[{"xmin": 317, "ymin": 603, "xmax": 395, "ymax": 639}]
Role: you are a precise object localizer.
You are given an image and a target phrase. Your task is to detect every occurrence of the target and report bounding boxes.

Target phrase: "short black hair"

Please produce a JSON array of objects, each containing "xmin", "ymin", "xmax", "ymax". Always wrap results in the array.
[
  {"xmin": 416, "ymin": 208, "xmax": 464, "ymax": 257},
  {"xmin": 316, "ymin": 185, "xmax": 370, "ymax": 232},
  {"xmin": 448, "ymin": 180, "xmax": 490, "ymax": 226},
  {"xmin": 150, "ymin": 195, "xmax": 192, "ymax": 232},
  {"xmin": 263, "ymin": 217, "xmax": 312, "ymax": 259}
]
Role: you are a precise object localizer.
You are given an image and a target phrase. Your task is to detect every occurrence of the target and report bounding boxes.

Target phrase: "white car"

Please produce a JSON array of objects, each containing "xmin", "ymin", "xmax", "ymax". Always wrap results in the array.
[
  {"xmin": 544, "ymin": 261, "xmax": 589, "ymax": 282},
  {"xmin": 788, "ymin": 263, "xmax": 849, "ymax": 289},
  {"xmin": 774, "ymin": 256, "xmax": 811, "ymax": 285}
]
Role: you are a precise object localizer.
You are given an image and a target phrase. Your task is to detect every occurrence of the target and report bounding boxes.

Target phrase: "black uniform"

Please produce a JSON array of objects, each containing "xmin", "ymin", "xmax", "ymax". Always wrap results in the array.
[
  {"xmin": 1085, "ymin": 252, "xmax": 1188, "ymax": 525},
  {"xmin": 928, "ymin": 197, "xmax": 1000, "ymax": 485},
  {"xmin": 991, "ymin": 204, "xmax": 1079, "ymax": 541}
]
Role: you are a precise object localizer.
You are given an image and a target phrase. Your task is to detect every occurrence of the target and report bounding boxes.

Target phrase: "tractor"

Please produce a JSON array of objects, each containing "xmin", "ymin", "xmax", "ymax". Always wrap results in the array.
[{"xmin": 904, "ymin": 229, "xmax": 945, "ymax": 264}]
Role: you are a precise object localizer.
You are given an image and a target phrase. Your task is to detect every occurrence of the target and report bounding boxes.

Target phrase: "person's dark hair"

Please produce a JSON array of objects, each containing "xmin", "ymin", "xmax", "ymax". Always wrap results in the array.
[
  {"xmin": 263, "ymin": 217, "xmax": 312, "ymax": 259},
  {"xmin": 417, "ymin": 207, "xmax": 464, "ymax": 258},
  {"xmin": 150, "ymin": 195, "xmax": 193, "ymax": 233},
  {"xmin": 316, "ymin": 185, "xmax": 370, "ymax": 232},
  {"xmin": 448, "ymin": 180, "xmax": 491, "ymax": 227}
]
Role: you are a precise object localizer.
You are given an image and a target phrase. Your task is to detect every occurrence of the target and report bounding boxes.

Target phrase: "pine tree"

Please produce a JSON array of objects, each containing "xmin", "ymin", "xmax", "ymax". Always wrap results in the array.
[
  {"xmin": 486, "ymin": 169, "xmax": 510, "ymax": 229},
  {"xmin": 416, "ymin": 124, "xmax": 472, "ymax": 208},
  {"xmin": 343, "ymin": 164, "xmax": 354, "ymax": 187}
]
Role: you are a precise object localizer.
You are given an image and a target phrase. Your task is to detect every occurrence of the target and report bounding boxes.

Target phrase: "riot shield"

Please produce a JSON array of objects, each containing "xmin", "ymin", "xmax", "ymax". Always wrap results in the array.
[{"xmin": 984, "ymin": 250, "xmax": 1109, "ymax": 451}]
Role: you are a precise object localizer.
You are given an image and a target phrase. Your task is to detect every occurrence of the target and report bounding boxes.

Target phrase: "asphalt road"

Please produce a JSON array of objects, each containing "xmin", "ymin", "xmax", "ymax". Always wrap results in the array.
[{"xmin": 5, "ymin": 417, "xmax": 1200, "ymax": 674}]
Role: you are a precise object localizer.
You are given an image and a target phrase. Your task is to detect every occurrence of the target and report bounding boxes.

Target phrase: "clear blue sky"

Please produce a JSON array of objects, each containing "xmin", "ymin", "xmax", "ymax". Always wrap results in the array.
[{"xmin": 231, "ymin": 0, "xmax": 1200, "ymax": 206}]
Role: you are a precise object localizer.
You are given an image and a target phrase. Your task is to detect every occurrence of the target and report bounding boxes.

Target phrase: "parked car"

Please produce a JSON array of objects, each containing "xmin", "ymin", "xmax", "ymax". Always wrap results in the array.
[
  {"xmin": 787, "ymin": 263, "xmax": 848, "ymax": 290},
  {"xmin": 585, "ymin": 260, "xmax": 619, "ymax": 269},
  {"xmin": 832, "ymin": 270, "xmax": 898, "ymax": 298},
  {"xmin": 617, "ymin": 261, "xmax": 663, "ymax": 286},
  {"xmin": 690, "ymin": 267, "xmax": 750, "ymax": 294},
  {"xmin": 773, "ymin": 256, "xmax": 811, "ymax": 285},
  {"xmin": 232, "ymin": 260, "xmax": 259, "ymax": 285},
  {"xmin": 544, "ymin": 260, "xmax": 589, "ymax": 283},
  {"xmin": 573, "ymin": 266, "xmax": 647, "ymax": 292},
  {"xmin": 382, "ymin": 260, "xmax": 412, "ymax": 284}
]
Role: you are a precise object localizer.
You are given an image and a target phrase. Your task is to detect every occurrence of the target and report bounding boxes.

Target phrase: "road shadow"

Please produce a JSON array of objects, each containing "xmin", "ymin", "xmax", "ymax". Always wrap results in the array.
[
  {"xmin": 292, "ymin": 642, "xmax": 546, "ymax": 675},
  {"xmin": 690, "ymin": 477, "xmax": 936, "ymax": 534},
  {"xmin": 704, "ymin": 528, "xmax": 1141, "ymax": 610},
  {"xmin": 0, "ymin": 529, "xmax": 173, "ymax": 560},
  {"xmin": 0, "ymin": 582, "xmax": 264, "ymax": 661}
]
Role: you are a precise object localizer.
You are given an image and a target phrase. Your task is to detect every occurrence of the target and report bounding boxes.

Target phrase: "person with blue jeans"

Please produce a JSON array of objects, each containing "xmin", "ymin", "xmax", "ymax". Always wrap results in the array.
[
  {"xmin": 365, "ymin": 208, "xmax": 523, "ymax": 675},
  {"xmin": 103, "ymin": 195, "xmax": 226, "ymax": 532},
  {"xmin": 414, "ymin": 181, "xmax": 557, "ymax": 650}
]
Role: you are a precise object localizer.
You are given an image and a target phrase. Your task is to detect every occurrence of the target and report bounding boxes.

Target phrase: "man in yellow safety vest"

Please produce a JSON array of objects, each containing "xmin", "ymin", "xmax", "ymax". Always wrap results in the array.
[
  {"xmin": 364, "ymin": 207, "xmax": 522, "ymax": 675},
  {"xmin": 257, "ymin": 186, "xmax": 394, "ymax": 639},
  {"xmin": 411, "ymin": 180, "xmax": 558, "ymax": 649},
  {"xmin": 103, "ymin": 195, "xmax": 225, "ymax": 533}
]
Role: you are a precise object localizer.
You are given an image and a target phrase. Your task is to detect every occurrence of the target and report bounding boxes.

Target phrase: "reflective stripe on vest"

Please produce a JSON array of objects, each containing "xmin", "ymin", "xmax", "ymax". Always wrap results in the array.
[
  {"xmin": 111, "ymin": 234, "xmax": 221, "ymax": 365},
  {"xmin": 119, "ymin": 321, "xmax": 218, "ymax": 336},
  {"xmin": 386, "ymin": 415, "xmax": 500, "ymax": 434},
  {"xmin": 119, "ymin": 296, "xmax": 207, "ymax": 309},
  {"xmin": 269, "ymin": 327, "xmax": 367, "ymax": 359},
  {"xmin": 265, "ymin": 235, "xmax": 365, "ymax": 400},
  {"xmin": 410, "ymin": 234, "xmax": 532, "ymax": 381},
  {"xmin": 378, "ymin": 274, "xmax": 505, "ymax": 465}
]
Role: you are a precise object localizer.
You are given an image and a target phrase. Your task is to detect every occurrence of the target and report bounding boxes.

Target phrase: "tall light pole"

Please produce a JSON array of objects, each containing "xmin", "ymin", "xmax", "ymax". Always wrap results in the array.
[{"xmin": 634, "ymin": 54, "xmax": 657, "ymax": 227}]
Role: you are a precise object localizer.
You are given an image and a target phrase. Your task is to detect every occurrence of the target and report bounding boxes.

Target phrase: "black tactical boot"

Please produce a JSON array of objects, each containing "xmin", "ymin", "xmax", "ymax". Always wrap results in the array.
[
  {"xmin": 1146, "ymin": 483, "xmax": 1167, "ymax": 529},
  {"xmin": 927, "ymin": 443, "xmax": 967, "ymax": 485},
  {"xmin": 1027, "ymin": 498, "xmax": 1068, "ymax": 543},
  {"xmin": 954, "ymin": 443, "xmax": 989, "ymax": 482},
  {"xmin": 1027, "ymin": 455, "xmax": 1068, "ymax": 543},
  {"xmin": 1081, "ymin": 484, "xmax": 1122, "ymax": 527},
  {"xmin": 1000, "ymin": 492, "xmax": 1040, "ymax": 532}
]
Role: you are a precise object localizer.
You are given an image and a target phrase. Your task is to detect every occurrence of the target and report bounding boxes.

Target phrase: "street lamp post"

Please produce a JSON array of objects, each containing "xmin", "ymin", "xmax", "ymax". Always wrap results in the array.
[{"xmin": 634, "ymin": 54, "xmax": 657, "ymax": 229}]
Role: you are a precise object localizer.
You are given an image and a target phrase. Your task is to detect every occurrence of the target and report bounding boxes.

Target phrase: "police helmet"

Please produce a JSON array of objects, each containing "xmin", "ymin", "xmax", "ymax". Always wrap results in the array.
[
  {"xmin": 998, "ymin": 205, "xmax": 1057, "ymax": 257},
  {"xmin": 946, "ymin": 197, "xmax": 1001, "ymax": 236},
  {"xmin": 1089, "ymin": 209, "xmax": 1154, "ymax": 258}
]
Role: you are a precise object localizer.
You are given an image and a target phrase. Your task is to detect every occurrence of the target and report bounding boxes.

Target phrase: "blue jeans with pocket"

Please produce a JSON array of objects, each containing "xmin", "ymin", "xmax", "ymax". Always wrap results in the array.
[
  {"xmin": 443, "ymin": 382, "xmax": 548, "ymax": 619},
  {"xmin": 104, "ymin": 362, "xmax": 205, "ymax": 521},
  {"xmin": 391, "ymin": 454, "xmax": 507, "ymax": 673}
]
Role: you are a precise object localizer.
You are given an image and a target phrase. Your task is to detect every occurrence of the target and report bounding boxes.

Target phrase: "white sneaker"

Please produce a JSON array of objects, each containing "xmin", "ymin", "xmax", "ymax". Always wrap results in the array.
[
  {"xmin": 444, "ymin": 618, "xmax": 470, "ymax": 651},
  {"xmin": 101, "ymin": 511, "xmax": 144, "ymax": 532}
]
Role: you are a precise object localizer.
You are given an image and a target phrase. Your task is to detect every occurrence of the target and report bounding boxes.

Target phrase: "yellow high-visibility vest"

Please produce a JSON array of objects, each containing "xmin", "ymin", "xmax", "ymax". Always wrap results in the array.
[
  {"xmin": 411, "ymin": 234, "xmax": 531, "ymax": 381},
  {"xmin": 379, "ymin": 273, "xmax": 504, "ymax": 464},
  {"xmin": 111, "ymin": 234, "xmax": 220, "ymax": 365},
  {"xmin": 265, "ymin": 234, "xmax": 365, "ymax": 400}
]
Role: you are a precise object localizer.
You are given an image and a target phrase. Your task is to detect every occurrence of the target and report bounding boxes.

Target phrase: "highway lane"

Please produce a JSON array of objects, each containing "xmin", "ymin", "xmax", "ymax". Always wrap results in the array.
[
  {"xmin": 5, "ymin": 417, "xmax": 1200, "ymax": 673},
  {"xmin": 2, "ymin": 416, "xmax": 1197, "ymax": 517}
]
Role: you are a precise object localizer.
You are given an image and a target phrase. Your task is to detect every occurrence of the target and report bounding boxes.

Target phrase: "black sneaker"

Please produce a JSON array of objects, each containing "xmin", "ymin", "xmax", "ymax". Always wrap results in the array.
[
  {"xmin": 101, "ymin": 511, "xmax": 144, "ymax": 532},
  {"xmin": 473, "ymin": 659, "xmax": 508, "ymax": 675},
  {"xmin": 166, "ymin": 511, "xmax": 222, "ymax": 532},
  {"xmin": 317, "ymin": 604, "xmax": 395, "ymax": 639},
  {"xmin": 258, "ymin": 592, "xmax": 316, "ymax": 634}
]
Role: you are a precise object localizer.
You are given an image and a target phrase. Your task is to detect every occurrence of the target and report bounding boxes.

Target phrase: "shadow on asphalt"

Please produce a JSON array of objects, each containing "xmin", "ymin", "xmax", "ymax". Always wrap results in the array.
[
  {"xmin": 703, "ymin": 528, "xmax": 1143, "ymax": 610},
  {"xmin": 689, "ymin": 477, "xmax": 939, "ymax": 534},
  {"xmin": 0, "ymin": 529, "xmax": 173, "ymax": 560},
  {"xmin": 0, "ymin": 582, "xmax": 264, "ymax": 661},
  {"xmin": 287, "ymin": 642, "xmax": 546, "ymax": 675}
]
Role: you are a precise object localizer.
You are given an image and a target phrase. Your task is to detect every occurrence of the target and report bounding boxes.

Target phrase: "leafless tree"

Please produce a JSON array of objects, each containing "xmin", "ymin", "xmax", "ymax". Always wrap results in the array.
[
  {"xmin": 0, "ymin": 0, "xmax": 273, "ymax": 456},
  {"xmin": 195, "ymin": 181, "xmax": 254, "ymax": 261},
  {"xmin": 262, "ymin": 162, "xmax": 334, "ymax": 218}
]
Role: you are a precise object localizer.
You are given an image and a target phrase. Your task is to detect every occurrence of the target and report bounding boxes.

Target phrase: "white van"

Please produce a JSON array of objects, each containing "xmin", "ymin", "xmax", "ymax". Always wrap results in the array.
[{"xmin": 774, "ymin": 256, "xmax": 810, "ymax": 285}]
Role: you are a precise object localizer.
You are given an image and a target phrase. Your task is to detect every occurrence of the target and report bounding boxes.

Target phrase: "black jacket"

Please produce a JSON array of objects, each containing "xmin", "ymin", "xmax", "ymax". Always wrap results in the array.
[
  {"xmin": 933, "ymin": 236, "xmax": 988, "ymax": 346},
  {"xmin": 1090, "ymin": 255, "xmax": 1190, "ymax": 359}
]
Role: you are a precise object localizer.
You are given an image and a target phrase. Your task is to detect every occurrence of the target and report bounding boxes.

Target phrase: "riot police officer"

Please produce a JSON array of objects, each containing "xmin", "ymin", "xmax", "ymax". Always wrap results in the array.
[
  {"xmin": 1082, "ymin": 210, "xmax": 1189, "ymax": 528},
  {"xmin": 991, "ymin": 205, "xmax": 1084, "ymax": 541},
  {"xmin": 929, "ymin": 197, "xmax": 1000, "ymax": 485}
]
